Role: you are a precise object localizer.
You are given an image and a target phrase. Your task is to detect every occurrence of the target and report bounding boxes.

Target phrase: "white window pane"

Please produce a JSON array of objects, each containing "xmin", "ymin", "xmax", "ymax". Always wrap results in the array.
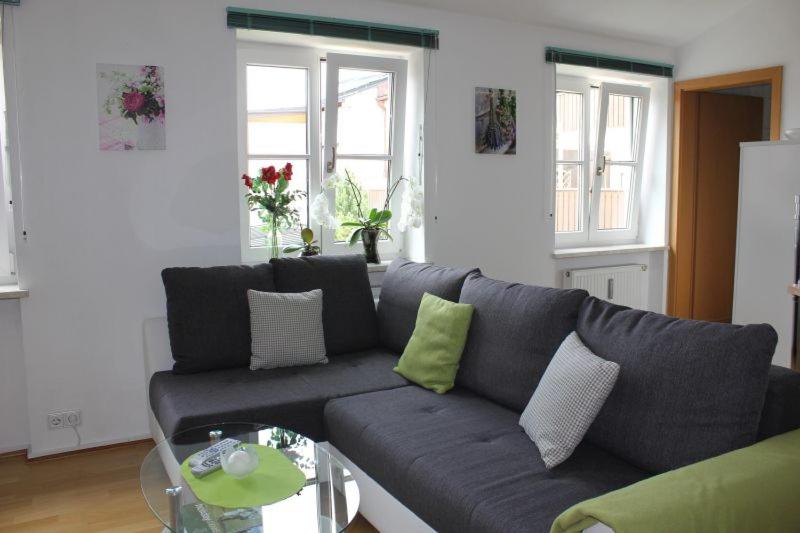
[
  {"xmin": 334, "ymin": 159, "xmax": 389, "ymax": 242},
  {"xmin": 602, "ymin": 94, "xmax": 642, "ymax": 162},
  {"xmin": 598, "ymin": 165, "xmax": 633, "ymax": 230},
  {"xmin": 556, "ymin": 91, "xmax": 582, "ymax": 161},
  {"xmin": 246, "ymin": 65, "xmax": 308, "ymax": 155},
  {"xmin": 555, "ymin": 163, "xmax": 583, "ymax": 233},
  {"xmin": 247, "ymin": 159, "xmax": 309, "ymax": 248},
  {"xmin": 335, "ymin": 68, "xmax": 393, "ymax": 155}
]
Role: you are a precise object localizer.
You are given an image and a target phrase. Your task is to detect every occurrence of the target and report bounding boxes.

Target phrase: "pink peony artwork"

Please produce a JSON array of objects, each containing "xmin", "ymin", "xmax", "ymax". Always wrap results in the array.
[{"xmin": 97, "ymin": 64, "xmax": 165, "ymax": 151}]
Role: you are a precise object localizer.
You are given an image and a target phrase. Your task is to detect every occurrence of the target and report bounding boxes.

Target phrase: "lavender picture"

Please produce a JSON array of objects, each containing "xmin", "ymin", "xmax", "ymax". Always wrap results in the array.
[
  {"xmin": 475, "ymin": 87, "xmax": 516, "ymax": 154},
  {"xmin": 97, "ymin": 64, "xmax": 165, "ymax": 151}
]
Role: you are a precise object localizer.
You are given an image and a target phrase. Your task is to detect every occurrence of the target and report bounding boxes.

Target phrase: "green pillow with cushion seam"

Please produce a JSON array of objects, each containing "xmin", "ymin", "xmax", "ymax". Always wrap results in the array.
[{"xmin": 393, "ymin": 292, "xmax": 474, "ymax": 394}]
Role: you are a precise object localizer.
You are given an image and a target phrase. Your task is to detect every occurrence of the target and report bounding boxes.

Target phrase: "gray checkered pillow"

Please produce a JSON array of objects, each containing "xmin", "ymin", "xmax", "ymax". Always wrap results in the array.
[
  {"xmin": 247, "ymin": 289, "xmax": 328, "ymax": 371},
  {"xmin": 519, "ymin": 331, "xmax": 619, "ymax": 468}
]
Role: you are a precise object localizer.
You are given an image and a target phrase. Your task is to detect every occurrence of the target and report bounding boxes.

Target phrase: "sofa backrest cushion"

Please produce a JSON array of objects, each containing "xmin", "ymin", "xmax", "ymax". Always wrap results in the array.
[
  {"xmin": 456, "ymin": 273, "xmax": 589, "ymax": 412},
  {"xmin": 578, "ymin": 296, "xmax": 777, "ymax": 473},
  {"xmin": 162, "ymin": 264, "xmax": 276, "ymax": 374},
  {"xmin": 758, "ymin": 365, "xmax": 800, "ymax": 440},
  {"xmin": 270, "ymin": 255, "xmax": 377, "ymax": 356},
  {"xmin": 377, "ymin": 258, "xmax": 479, "ymax": 354}
]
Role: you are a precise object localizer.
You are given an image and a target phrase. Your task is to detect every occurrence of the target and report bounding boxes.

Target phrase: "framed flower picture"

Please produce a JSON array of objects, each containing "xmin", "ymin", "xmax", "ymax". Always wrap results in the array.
[
  {"xmin": 97, "ymin": 64, "xmax": 165, "ymax": 151},
  {"xmin": 475, "ymin": 87, "xmax": 516, "ymax": 155}
]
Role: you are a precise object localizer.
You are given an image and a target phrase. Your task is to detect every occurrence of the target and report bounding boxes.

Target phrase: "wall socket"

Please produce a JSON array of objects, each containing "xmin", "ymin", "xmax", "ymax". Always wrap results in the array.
[{"xmin": 47, "ymin": 410, "xmax": 81, "ymax": 430}]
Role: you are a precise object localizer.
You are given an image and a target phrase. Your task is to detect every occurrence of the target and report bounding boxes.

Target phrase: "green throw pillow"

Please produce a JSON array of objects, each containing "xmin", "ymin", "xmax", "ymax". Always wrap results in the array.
[{"xmin": 393, "ymin": 292, "xmax": 474, "ymax": 394}]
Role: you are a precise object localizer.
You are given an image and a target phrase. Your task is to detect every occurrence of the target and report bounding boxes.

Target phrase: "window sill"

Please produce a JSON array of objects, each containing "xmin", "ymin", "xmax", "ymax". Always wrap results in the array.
[
  {"xmin": 0, "ymin": 284, "xmax": 29, "ymax": 300},
  {"xmin": 552, "ymin": 243, "xmax": 667, "ymax": 259},
  {"xmin": 367, "ymin": 261, "xmax": 391, "ymax": 273}
]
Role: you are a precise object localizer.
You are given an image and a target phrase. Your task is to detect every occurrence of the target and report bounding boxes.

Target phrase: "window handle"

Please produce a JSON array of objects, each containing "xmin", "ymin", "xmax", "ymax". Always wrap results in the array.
[
  {"xmin": 326, "ymin": 145, "xmax": 337, "ymax": 174},
  {"xmin": 596, "ymin": 155, "xmax": 608, "ymax": 177}
]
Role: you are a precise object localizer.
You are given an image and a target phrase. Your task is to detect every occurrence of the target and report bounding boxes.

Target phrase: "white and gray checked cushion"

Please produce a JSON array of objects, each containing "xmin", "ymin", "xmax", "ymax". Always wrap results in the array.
[
  {"xmin": 519, "ymin": 331, "xmax": 620, "ymax": 469},
  {"xmin": 248, "ymin": 289, "xmax": 328, "ymax": 371}
]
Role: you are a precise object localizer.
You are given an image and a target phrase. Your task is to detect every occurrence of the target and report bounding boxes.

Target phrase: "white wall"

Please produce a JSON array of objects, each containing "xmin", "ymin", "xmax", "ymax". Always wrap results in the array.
[
  {"xmin": 8, "ymin": 0, "xmax": 673, "ymax": 456},
  {"xmin": 0, "ymin": 298, "xmax": 28, "ymax": 453},
  {"xmin": 676, "ymin": 0, "xmax": 800, "ymax": 132}
]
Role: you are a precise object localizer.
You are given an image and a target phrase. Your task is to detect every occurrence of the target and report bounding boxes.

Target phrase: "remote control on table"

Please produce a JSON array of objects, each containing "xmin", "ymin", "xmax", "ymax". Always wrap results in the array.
[{"xmin": 188, "ymin": 438, "xmax": 240, "ymax": 478}]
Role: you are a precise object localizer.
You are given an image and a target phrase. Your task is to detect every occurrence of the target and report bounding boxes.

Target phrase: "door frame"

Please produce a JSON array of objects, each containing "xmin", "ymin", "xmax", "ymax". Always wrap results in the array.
[{"xmin": 667, "ymin": 66, "xmax": 783, "ymax": 317}]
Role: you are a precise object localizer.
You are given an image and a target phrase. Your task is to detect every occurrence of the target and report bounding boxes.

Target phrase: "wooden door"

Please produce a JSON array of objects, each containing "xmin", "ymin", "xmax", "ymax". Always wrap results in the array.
[{"xmin": 690, "ymin": 92, "xmax": 763, "ymax": 322}]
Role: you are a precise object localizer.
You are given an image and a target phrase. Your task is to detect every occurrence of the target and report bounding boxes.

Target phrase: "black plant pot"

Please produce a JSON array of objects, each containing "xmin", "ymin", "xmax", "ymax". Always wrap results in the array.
[{"xmin": 361, "ymin": 229, "xmax": 380, "ymax": 264}]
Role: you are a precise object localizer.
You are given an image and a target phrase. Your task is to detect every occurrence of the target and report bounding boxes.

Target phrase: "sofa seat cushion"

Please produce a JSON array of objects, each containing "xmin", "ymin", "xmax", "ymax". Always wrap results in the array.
[
  {"xmin": 270, "ymin": 255, "xmax": 378, "ymax": 356},
  {"xmin": 456, "ymin": 273, "xmax": 589, "ymax": 411},
  {"xmin": 324, "ymin": 386, "xmax": 648, "ymax": 533},
  {"xmin": 149, "ymin": 349, "xmax": 407, "ymax": 442},
  {"xmin": 377, "ymin": 258, "xmax": 479, "ymax": 354},
  {"xmin": 578, "ymin": 297, "xmax": 778, "ymax": 473}
]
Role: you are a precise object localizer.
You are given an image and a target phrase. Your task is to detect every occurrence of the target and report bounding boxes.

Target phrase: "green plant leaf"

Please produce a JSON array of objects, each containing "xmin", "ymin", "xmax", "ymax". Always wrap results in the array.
[
  {"xmin": 368, "ymin": 208, "xmax": 379, "ymax": 222},
  {"xmin": 282, "ymin": 245, "xmax": 303, "ymax": 253},
  {"xmin": 375, "ymin": 210, "xmax": 392, "ymax": 224},
  {"xmin": 348, "ymin": 228, "xmax": 363, "ymax": 246},
  {"xmin": 380, "ymin": 229, "xmax": 393, "ymax": 241},
  {"xmin": 340, "ymin": 221, "xmax": 364, "ymax": 227},
  {"xmin": 301, "ymin": 227, "xmax": 314, "ymax": 244}
]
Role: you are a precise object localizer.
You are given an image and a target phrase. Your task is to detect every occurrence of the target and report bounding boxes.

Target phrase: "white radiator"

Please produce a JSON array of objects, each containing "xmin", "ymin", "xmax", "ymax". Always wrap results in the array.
[{"xmin": 563, "ymin": 264, "xmax": 649, "ymax": 310}]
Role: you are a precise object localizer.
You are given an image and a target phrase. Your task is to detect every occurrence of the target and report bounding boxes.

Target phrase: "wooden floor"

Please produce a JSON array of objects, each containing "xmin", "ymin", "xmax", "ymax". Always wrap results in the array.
[{"xmin": 0, "ymin": 441, "xmax": 377, "ymax": 532}]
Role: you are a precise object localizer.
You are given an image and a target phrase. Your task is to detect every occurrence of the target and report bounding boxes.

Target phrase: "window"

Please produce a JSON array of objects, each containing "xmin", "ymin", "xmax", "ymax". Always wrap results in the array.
[
  {"xmin": 238, "ymin": 47, "xmax": 319, "ymax": 262},
  {"xmin": 0, "ymin": 14, "xmax": 14, "ymax": 284},
  {"xmin": 555, "ymin": 76, "xmax": 649, "ymax": 247},
  {"xmin": 238, "ymin": 45, "xmax": 407, "ymax": 262},
  {"xmin": 321, "ymin": 54, "xmax": 406, "ymax": 253}
]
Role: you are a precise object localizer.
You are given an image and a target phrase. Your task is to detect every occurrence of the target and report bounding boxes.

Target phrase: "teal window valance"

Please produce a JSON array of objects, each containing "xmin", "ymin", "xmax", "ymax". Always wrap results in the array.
[
  {"xmin": 545, "ymin": 47, "xmax": 673, "ymax": 78},
  {"xmin": 0, "ymin": 1, "xmax": 20, "ymax": 5},
  {"xmin": 227, "ymin": 7, "xmax": 439, "ymax": 50}
]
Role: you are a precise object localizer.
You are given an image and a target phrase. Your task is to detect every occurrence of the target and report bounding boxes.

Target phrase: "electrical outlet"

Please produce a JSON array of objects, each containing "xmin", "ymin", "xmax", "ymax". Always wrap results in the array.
[
  {"xmin": 47, "ymin": 413, "xmax": 64, "ymax": 429},
  {"xmin": 47, "ymin": 410, "xmax": 81, "ymax": 430}
]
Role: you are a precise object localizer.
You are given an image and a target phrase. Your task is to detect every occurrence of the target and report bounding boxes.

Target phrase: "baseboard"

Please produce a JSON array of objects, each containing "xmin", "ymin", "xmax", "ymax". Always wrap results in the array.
[
  {"xmin": 26, "ymin": 434, "xmax": 153, "ymax": 461},
  {"xmin": 0, "ymin": 447, "xmax": 27, "ymax": 459}
]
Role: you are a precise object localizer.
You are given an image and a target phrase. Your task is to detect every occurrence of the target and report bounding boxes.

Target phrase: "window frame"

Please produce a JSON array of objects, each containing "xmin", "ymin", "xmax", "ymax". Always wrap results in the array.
[
  {"xmin": 321, "ymin": 52, "xmax": 407, "ymax": 258},
  {"xmin": 236, "ymin": 45, "xmax": 322, "ymax": 263},
  {"xmin": 554, "ymin": 76, "xmax": 592, "ymax": 248},
  {"xmin": 554, "ymin": 75, "xmax": 650, "ymax": 248}
]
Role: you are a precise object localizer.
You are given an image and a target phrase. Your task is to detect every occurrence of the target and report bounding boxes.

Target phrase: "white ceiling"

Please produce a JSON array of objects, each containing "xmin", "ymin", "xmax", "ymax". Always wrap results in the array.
[{"xmin": 383, "ymin": 0, "xmax": 758, "ymax": 47}]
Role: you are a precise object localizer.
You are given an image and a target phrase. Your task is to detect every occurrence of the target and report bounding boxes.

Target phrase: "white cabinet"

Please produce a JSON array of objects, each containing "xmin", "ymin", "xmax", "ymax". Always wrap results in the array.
[{"xmin": 732, "ymin": 140, "xmax": 800, "ymax": 367}]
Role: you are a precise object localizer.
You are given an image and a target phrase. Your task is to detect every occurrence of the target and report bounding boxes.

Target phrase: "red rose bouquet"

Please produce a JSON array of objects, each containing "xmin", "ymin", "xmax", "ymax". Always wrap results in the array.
[{"xmin": 241, "ymin": 163, "xmax": 305, "ymax": 259}]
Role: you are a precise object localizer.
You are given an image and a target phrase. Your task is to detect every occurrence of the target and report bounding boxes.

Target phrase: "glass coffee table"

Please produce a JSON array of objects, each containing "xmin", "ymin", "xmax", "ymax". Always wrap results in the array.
[{"xmin": 140, "ymin": 423, "xmax": 359, "ymax": 532}]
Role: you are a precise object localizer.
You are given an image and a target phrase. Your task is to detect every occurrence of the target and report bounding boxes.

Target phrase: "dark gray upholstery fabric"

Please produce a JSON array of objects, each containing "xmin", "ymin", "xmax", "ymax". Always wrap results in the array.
[
  {"xmin": 271, "ymin": 255, "xmax": 378, "ymax": 356},
  {"xmin": 578, "ymin": 297, "xmax": 777, "ymax": 473},
  {"xmin": 149, "ymin": 349, "xmax": 407, "ymax": 441},
  {"xmin": 377, "ymin": 258, "xmax": 479, "ymax": 354},
  {"xmin": 161, "ymin": 264, "xmax": 275, "ymax": 374},
  {"xmin": 758, "ymin": 365, "xmax": 800, "ymax": 440},
  {"xmin": 325, "ymin": 386, "xmax": 648, "ymax": 533},
  {"xmin": 456, "ymin": 273, "xmax": 588, "ymax": 411}
]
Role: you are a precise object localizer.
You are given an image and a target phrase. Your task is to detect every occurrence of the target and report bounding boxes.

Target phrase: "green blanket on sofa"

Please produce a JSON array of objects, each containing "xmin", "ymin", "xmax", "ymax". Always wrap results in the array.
[{"xmin": 551, "ymin": 429, "xmax": 800, "ymax": 533}]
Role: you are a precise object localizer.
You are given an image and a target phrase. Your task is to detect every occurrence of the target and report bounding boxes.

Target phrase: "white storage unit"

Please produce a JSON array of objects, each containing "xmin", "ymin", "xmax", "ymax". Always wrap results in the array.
[{"xmin": 733, "ymin": 140, "xmax": 800, "ymax": 368}]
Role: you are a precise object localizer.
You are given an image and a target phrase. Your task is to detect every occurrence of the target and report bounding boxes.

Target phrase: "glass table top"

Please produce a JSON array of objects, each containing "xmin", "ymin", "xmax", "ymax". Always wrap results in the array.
[{"xmin": 140, "ymin": 423, "xmax": 359, "ymax": 533}]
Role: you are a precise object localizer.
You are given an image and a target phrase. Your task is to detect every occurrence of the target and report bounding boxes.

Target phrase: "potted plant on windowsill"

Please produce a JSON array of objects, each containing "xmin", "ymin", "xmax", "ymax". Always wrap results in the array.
[
  {"xmin": 282, "ymin": 227, "xmax": 320, "ymax": 257},
  {"xmin": 338, "ymin": 170, "xmax": 405, "ymax": 264}
]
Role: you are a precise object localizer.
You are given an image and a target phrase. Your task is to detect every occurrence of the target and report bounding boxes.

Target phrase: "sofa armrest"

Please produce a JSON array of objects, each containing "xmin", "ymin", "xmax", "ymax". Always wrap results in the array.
[{"xmin": 551, "ymin": 429, "xmax": 800, "ymax": 533}]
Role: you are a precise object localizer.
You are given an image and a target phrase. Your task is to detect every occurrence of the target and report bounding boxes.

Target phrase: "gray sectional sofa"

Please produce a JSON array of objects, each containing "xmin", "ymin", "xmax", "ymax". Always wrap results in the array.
[{"xmin": 148, "ymin": 255, "xmax": 800, "ymax": 533}]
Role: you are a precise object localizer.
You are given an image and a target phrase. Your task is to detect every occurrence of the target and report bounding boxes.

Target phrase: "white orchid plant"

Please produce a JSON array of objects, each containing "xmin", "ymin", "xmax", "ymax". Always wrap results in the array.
[{"xmin": 310, "ymin": 173, "xmax": 424, "ymax": 234}]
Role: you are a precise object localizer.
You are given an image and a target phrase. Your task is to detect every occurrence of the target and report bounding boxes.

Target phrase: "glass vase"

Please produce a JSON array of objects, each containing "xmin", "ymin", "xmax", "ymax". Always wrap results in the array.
[{"xmin": 267, "ymin": 212, "xmax": 281, "ymax": 260}]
